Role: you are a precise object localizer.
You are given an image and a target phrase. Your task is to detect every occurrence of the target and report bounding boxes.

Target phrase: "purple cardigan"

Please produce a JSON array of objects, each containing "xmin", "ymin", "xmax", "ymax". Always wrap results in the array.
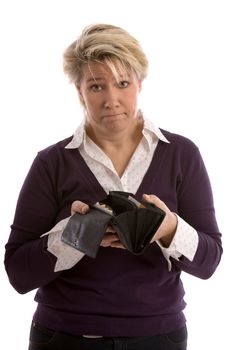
[{"xmin": 4, "ymin": 129, "xmax": 222, "ymax": 337}]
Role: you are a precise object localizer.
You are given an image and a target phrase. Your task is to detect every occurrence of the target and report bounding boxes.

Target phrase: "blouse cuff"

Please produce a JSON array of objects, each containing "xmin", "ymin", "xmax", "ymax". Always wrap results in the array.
[
  {"xmin": 156, "ymin": 215, "xmax": 199, "ymax": 271},
  {"xmin": 43, "ymin": 217, "xmax": 85, "ymax": 272}
]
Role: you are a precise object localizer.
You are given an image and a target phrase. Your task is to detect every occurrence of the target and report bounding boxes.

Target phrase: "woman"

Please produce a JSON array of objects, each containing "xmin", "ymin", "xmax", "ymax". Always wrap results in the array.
[{"xmin": 4, "ymin": 23, "xmax": 222, "ymax": 350}]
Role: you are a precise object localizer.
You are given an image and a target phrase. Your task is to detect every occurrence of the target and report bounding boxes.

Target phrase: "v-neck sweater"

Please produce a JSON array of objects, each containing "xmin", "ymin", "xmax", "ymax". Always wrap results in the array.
[{"xmin": 5, "ymin": 129, "xmax": 222, "ymax": 337}]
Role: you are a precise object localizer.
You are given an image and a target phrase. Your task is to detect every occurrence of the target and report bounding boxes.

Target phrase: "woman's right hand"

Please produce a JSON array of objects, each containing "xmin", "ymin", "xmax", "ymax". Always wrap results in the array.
[
  {"xmin": 70, "ymin": 200, "xmax": 125, "ymax": 250},
  {"xmin": 71, "ymin": 200, "xmax": 90, "ymax": 215}
]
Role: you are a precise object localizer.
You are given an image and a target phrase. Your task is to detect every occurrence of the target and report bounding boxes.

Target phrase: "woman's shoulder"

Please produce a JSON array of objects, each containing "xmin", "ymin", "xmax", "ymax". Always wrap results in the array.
[
  {"xmin": 160, "ymin": 128, "xmax": 199, "ymax": 152},
  {"xmin": 37, "ymin": 136, "xmax": 74, "ymax": 161}
]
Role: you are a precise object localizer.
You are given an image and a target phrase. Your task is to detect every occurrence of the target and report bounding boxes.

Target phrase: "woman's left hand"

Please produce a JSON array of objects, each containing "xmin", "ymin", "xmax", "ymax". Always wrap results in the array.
[{"xmin": 142, "ymin": 194, "xmax": 178, "ymax": 247}]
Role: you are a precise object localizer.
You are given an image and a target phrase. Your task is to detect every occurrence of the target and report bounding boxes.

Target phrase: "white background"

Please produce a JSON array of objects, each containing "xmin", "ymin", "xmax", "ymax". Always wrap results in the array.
[{"xmin": 0, "ymin": 1, "xmax": 232, "ymax": 349}]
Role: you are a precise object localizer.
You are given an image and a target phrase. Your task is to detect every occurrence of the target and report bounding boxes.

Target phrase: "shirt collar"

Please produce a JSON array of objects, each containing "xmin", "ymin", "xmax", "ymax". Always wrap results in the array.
[
  {"xmin": 65, "ymin": 110, "xmax": 170, "ymax": 149},
  {"xmin": 65, "ymin": 120, "xmax": 85, "ymax": 149}
]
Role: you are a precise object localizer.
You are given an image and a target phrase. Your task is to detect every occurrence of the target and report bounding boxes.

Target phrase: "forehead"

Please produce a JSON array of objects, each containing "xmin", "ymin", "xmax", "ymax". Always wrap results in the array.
[{"xmin": 81, "ymin": 61, "xmax": 129, "ymax": 82}]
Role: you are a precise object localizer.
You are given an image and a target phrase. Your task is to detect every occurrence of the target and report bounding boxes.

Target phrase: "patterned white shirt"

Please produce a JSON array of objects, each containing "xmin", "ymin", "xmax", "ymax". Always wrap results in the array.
[{"xmin": 47, "ymin": 111, "xmax": 198, "ymax": 272}]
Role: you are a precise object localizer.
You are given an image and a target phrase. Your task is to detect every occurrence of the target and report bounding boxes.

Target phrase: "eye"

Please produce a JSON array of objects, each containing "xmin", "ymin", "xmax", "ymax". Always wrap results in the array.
[
  {"xmin": 90, "ymin": 84, "xmax": 102, "ymax": 92},
  {"xmin": 118, "ymin": 80, "xmax": 129, "ymax": 88}
]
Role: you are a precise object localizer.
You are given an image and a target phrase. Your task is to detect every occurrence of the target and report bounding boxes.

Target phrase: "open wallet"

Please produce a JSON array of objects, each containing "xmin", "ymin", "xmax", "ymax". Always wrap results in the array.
[{"xmin": 61, "ymin": 191, "xmax": 166, "ymax": 258}]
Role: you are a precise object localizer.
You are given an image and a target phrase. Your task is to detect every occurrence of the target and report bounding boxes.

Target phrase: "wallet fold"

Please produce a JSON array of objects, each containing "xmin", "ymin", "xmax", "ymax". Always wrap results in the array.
[{"xmin": 61, "ymin": 208, "xmax": 111, "ymax": 258}]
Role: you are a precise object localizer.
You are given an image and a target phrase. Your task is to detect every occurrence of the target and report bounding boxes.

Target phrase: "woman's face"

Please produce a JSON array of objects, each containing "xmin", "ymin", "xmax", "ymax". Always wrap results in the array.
[{"xmin": 77, "ymin": 61, "xmax": 142, "ymax": 137}]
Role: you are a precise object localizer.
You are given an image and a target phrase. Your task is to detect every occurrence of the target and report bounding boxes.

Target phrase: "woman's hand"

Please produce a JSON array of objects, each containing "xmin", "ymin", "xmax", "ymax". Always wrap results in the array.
[
  {"xmin": 71, "ymin": 200, "xmax": 125, "ymax": 250},
  {"xmin": 71, "ymin": 200, "xmax": 90, "ymax": 215},
  {"xmin": 100, "ymin": 225, "xmax": 125, "ymax": 249},
  {"xmin": 142, "ymin": 194, "xmax": 178, "ymax": 247}
]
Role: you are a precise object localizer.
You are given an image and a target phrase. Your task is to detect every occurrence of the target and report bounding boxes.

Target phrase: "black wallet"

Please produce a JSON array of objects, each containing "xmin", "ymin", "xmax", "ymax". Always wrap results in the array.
[{"xmin": 61, "ymin": 191, "xmax": 165, "ymax": 258}]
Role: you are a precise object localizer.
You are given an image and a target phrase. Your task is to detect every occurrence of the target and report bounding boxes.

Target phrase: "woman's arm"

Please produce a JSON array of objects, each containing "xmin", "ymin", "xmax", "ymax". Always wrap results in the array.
[
  {"xmin": 143, "ymin": 146, "xmax": 223, "ymax": 279},
  {"xmin": 5, "ymin": 154, "xmax": 64, "ymax": 293}
]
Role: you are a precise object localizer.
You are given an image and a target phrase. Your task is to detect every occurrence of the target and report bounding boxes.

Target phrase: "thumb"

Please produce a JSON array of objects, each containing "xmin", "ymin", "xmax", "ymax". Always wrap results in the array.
[
  {"xmin": 142, "ymin": 194, "xmax": 170, "ymax": 215},
  {"xmin": 142, "ymin": 194, "xmax": 164, "ymax": 208},
  {"xmin": 71, "ymin": 201, "xmax": 90, "ymax": 215},
  {"xmin": 142, "ymin": 193, "xmax": 158, "ymax": 203}
]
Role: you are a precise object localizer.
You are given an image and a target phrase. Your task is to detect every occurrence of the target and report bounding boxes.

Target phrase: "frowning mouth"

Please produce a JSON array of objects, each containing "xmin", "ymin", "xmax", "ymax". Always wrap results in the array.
[{"xmin": 102, "ymin": 113, "xmax": 125, "ymax": 118}]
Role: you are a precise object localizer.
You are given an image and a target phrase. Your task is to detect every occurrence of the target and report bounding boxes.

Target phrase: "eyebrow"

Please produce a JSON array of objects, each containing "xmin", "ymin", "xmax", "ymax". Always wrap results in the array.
[
  {"xmin": 86, "ymin": 74, "xmax": 130, "ymax": 84},
  {"xmin": 86, "ymin": 77, "xmax": 104, "ymax": 83}
]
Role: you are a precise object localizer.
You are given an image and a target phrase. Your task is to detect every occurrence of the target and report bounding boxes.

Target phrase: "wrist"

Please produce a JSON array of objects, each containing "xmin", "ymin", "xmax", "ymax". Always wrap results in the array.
[{"xmin": 159, "ymin": 213, "xmax": 178, "ymax": 248}]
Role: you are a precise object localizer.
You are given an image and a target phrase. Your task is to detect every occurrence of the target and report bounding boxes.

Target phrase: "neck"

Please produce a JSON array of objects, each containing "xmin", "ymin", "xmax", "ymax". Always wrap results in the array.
[{"xmin": 86, "ymin": 118, "xmax": 144, "ymax": 152}]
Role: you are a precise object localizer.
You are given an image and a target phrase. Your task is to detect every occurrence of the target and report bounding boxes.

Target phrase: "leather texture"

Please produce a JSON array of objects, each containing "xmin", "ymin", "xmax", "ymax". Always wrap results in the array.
[
  {"xmin": 61, "ymin": 208, "xmax": 111, "ymax": 258},
  {"xmin": 61, "ymin": 191, "xmax": 165, "ymax": 257},
  {"xmin": 102, "ymin": 191, "xmax": 166, "ymax": 254}
]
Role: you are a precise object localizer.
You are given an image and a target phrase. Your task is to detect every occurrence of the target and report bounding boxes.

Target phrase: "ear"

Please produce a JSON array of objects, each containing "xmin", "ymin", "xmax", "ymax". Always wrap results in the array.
[{"xmin": 138, "ymin": 80, "xmax": 142, "ymax": 92}]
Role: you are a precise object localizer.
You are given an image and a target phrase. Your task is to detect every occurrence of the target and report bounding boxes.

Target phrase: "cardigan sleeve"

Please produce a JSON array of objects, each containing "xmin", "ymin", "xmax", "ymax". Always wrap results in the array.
[
  {"xmin": 172, "ymin": 144, "xmax": 223, "ymax": 279},
  {"xmin": 4, "ymin": 154, "xmax": 64, "ymax": 294}
]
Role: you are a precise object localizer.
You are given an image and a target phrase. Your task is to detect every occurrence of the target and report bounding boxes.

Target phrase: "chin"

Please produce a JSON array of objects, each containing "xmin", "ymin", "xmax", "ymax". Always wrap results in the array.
[{"xmin": 105, "ymin": 118, "xmax": 129, "ymax": 130}]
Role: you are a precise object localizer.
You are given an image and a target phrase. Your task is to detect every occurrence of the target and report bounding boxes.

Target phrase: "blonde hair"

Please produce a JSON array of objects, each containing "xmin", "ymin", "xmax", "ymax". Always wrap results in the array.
[{"xmin": 63, "ymin": 23, "xmax": 148, "ymax": 85}]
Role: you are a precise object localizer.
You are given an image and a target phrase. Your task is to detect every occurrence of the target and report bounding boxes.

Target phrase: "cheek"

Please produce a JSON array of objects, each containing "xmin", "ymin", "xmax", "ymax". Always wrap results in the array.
[
  {"xmin": 83, "ymin": 96, "xmax": 102, "ymax": 121},
  {"xmin": 125, "ymin": 90, "xmax": 139, "ymax": 106},
  {"xmin": 83, "ymin": 92, "xmax": 100, "ymax": 108}
]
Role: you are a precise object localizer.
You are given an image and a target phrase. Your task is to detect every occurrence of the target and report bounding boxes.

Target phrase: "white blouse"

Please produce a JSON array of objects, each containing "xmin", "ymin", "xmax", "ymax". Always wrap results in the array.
[{"xmin": 46, "ymin": 112, "xmax": 198, "ymax": 272}]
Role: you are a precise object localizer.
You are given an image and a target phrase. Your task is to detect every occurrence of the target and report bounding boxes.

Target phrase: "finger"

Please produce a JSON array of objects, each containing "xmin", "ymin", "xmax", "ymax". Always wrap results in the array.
[
  {"xmin": 106, "ymin": 225, "xmax": 116, "ymax": 233},
  {"xmin": 142, "ymin": 194, "xmax": 167, "ymax": 212},
  {"xmin": 100, "ymin": 233, "xmax": 119, "ymax": 247},
  {"xmin": 71, "ymin": 200, "xmax": 90, "ymax": 215},
  {"xmin": 110, "ymin": 242, "xmax": 126, "ymax": 249}
]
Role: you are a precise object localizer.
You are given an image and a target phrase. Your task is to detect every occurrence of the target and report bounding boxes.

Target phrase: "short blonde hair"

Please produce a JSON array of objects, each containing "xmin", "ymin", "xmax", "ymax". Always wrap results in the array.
[{"xmin": 63, "ymin": 23, "xmax": 148, "ymax": 85}]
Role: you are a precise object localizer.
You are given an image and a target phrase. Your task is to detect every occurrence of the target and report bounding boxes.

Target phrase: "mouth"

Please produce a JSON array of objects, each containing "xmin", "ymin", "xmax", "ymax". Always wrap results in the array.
[{"xmin": 102, "ymin": 113, "xmax": 125, "ymax": 118}]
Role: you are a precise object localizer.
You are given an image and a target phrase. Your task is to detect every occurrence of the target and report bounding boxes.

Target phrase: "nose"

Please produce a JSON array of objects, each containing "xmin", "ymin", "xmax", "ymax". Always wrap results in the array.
[{"xmin": 103, "ymin": 87, "xmax": 120, "ymax": 109}]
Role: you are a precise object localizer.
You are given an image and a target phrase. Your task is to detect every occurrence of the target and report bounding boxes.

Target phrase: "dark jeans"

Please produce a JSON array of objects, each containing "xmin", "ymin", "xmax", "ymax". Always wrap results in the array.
[{"xmin": 28, "ymin": 322, "xmax": 187, "ymax": 350}]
